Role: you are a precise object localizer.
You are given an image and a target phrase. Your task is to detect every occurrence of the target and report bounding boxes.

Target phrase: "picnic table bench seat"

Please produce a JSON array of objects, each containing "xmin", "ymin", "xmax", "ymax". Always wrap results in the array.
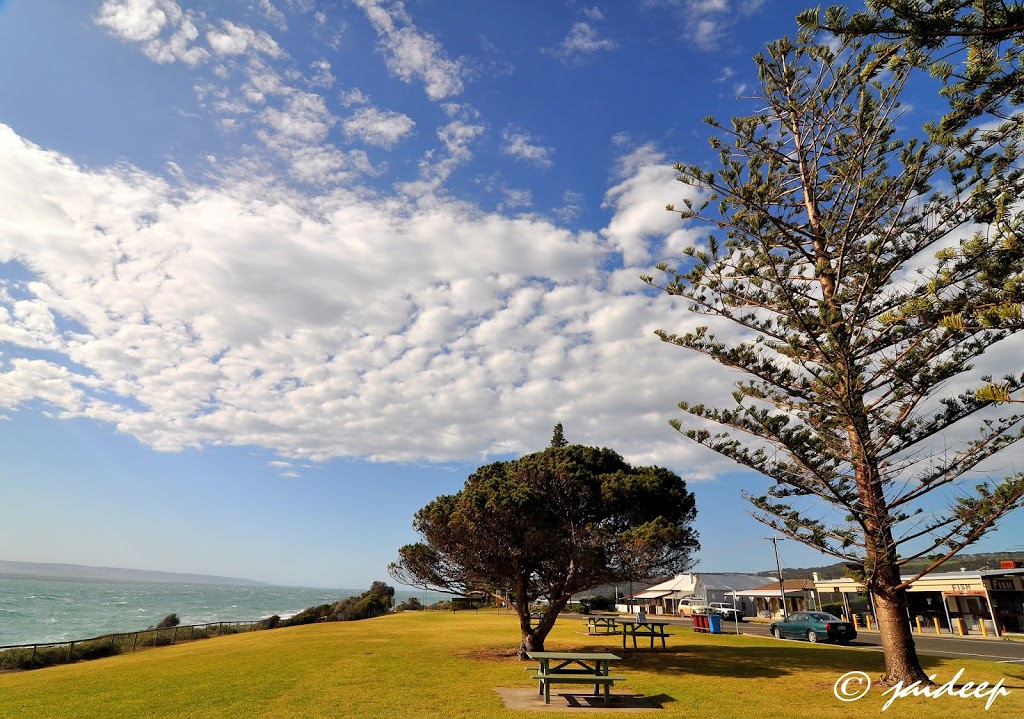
[{"xmin": 531, "ymin": 673, "xmax": 626, "ymax": 705}]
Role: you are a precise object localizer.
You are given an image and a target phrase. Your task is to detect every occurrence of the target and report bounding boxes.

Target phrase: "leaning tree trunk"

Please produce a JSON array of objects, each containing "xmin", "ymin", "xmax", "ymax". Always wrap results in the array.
[
  {"xmin": 516, "ymin": 609, "xmax": 543, "ymax": 658},
  {"xmin": 515, "ymin": 601, "xmax": 566, "ymax": 659}
]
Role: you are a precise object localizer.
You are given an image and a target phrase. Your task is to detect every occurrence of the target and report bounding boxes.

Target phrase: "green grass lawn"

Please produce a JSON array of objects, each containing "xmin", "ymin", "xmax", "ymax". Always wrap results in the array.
[{"xmin": 1, "ymin": 611, "xmax": 1021, "ymax": 718}]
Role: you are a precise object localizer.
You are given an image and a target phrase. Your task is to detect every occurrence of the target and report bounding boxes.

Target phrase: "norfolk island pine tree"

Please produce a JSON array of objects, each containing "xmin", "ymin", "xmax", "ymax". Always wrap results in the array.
[{"xmin": 643, "ymin": 31, "xmax": 1024, "ymax": 685}]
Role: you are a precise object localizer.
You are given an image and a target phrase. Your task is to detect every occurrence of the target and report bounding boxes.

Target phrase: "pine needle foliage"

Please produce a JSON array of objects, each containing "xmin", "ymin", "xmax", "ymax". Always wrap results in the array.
[{"xmin": 802, "ymin": 2, "xmax": 1024, "ymax": 402}]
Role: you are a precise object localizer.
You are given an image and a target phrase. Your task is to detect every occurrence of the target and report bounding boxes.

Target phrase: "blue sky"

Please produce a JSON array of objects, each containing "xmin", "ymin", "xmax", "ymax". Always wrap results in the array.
[{"xmin": 1, "ymin": 0, "xmax": 1022, "ymax": 589}]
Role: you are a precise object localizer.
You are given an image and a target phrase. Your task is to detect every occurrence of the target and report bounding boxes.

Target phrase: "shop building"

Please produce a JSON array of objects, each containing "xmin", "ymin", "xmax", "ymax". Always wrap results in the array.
[{"xmin": 812, "ymin": 560, "xmax": 1024, "ymax": 635}]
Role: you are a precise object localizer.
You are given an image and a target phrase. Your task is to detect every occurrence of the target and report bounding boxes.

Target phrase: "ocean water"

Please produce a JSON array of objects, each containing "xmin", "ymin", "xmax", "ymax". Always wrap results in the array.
[{"xmin": 0, "ymin": 576, "xmax": 444, "ymax": 647}]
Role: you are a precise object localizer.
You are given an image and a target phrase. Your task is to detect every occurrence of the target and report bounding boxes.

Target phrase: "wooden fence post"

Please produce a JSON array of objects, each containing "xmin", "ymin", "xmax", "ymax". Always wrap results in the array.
[{"xmin": 66, "ymin": 642, "xmax": 75, "ymax": 662}]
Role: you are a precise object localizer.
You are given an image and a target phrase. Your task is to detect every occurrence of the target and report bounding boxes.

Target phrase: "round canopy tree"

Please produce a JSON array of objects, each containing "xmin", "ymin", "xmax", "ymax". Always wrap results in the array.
[{"xmin": 389, "ymin": 439, "xmax": 699, "ymax": 657}]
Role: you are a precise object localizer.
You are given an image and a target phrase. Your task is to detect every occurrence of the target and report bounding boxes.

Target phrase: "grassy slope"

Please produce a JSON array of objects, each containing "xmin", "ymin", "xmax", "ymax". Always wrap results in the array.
[{"xmin": 1, "ymin": 611, "xmax": 1021, "ymax": 719}]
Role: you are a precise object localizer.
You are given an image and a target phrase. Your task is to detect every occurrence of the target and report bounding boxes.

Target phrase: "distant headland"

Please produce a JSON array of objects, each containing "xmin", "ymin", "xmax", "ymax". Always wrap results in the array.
[{"xmin": 0, "ymin": 560, "xmax": 268, "ymax": 586}]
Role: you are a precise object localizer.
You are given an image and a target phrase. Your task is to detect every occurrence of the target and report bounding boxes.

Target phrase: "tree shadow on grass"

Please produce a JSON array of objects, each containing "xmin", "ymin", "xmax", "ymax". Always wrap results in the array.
[
  {"xmin": 568, "ymin": 640, "xmax": 890, "ymax": 680},
  {"xmin": 572, "ymin": 642, "xmax": 1021, "ymax": 687}
]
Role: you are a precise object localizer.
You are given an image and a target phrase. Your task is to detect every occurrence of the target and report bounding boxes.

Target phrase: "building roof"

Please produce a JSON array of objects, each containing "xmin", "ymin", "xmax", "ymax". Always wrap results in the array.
[
  {"xmin": 698, "ymin": 574, "xmax": 768, "ymax": 591},
  {"xmin": 738, "ymin": 588, "xmax": 810, "ymax": 598},
  {"xmin": 632, "ymin": 590, "xmax": 674, "ymax": 599},
  {"xmin": 751, "ymin": 579, "xmax": 815, "ymax": 592},
  {"xmin": 643, "ymin": 573, "xmax": 698, "ymax": 593}
]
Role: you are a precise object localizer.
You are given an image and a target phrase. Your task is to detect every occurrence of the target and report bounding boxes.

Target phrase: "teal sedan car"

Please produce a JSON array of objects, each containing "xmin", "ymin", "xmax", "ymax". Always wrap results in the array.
[{"xmin": 770, "ymin": 611, "xmax": 856, "ymax": 644}]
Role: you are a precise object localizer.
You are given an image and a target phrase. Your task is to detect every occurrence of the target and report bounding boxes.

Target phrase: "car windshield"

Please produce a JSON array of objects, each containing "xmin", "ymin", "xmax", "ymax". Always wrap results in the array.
[{"xmin": 806, "ymin": 613, "xmax": 841, "ymax": 621}]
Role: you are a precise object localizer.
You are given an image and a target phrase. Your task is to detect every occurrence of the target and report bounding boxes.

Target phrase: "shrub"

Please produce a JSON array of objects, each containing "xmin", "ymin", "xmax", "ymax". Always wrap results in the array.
[
  {"xmin": 265, "ymin": 614, "xmax": 281, "ymax": 629},
  {"xmin": 282, "ymin": 604, "xmax": 333, "ymax": 627},
  {"xmin": 76, "ymin": 638, "xmax": 120, "ymax": 661},
  {"xmin": 155, "ymin": 613, "xmax": 181, "ymax": 629},
  {"xmin": 396, "ymin": 597, "xmax": 423, "ymax": 611},
  {"xmin": 586, "ymin": 595, "xmax": 616, "ymax": 611}
]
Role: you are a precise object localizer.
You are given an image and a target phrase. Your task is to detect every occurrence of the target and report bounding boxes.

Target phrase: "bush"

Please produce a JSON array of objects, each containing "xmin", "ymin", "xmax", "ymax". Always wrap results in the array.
[
  {"xmin": 155, "ymin": 613, "xmax": 181, "ymax": 629},
  {"xmin": 265, "ymin": 614, "xmax": 281, "ymax": 629},
  {"xmin": 586, "ymin": 595, "xmax": 616, "ymax": 611},
  {"xmin": 821, "ymin": 603, "xmax": 845, "ymax": 617},
  {"xmin": 335, "ymin": 593, "xmax": 390, "ymax": 621},
  {"xmin": 77, "ymin": 638, "xmax": 120, "ymax": 661},
  {"xmin": 331, "ymin": 582, "xmax": 395, "ymax": 620},
  {"xmin": 0, "ymin": 637, "xmax": 121, "ymax": 672},
  {"xmin": 282, "ymin": 604, "xmax": 334, "ymax": 627},
  {"xmin": 396, "ymin": 597, "xmax": 423, "ymax": 611}
]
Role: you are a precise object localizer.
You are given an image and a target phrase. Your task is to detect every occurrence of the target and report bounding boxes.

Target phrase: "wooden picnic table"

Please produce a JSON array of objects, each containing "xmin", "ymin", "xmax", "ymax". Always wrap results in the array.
[
  {"xmin": 618, "ymin": 619, "xmax": 670, "ymax": 649},
  {"xmin": 526, "ymin": 651, "xmax": 624, "ymax": 705},
  {"xmin": 586, "ymin": 617, "xmax": 619, "ymax": 634}
]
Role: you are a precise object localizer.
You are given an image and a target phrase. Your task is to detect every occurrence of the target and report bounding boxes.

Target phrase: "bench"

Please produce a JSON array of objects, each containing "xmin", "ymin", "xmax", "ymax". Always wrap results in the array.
[{"xmin": 531, "ymin": 673, "xmax": 626, "ymax": 705}]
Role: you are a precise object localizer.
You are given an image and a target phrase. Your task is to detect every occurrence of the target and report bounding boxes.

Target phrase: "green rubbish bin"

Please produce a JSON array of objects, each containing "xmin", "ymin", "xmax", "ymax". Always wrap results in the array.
[{"xmin": 707, "ymin": 613, "xmax": 722, "ymax": 634}]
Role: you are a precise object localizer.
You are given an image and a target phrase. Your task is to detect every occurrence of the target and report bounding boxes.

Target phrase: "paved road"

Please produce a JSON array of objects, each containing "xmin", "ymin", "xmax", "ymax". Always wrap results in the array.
[{"xmin": 673, "ymin": 616, "xmax": 1024, "ymax": 663}]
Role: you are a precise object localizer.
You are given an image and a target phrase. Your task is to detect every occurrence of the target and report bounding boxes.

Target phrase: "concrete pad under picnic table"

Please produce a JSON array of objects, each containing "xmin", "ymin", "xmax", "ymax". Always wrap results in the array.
[{"xmin": 496, "ymin": 687, "xmax": 662, "ymax": 711}]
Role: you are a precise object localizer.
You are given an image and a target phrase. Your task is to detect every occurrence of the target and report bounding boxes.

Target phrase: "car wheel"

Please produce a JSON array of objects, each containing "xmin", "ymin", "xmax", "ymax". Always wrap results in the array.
[
  {"xmin": 807, "ymin": 630, "xmax": 819, "ymax": 643},
  {"xmin": 772, "ymin": 627, "xmax": 783, "ymax": 639}
]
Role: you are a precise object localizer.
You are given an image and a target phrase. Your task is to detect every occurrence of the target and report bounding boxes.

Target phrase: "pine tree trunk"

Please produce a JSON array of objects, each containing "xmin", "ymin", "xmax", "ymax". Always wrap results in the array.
[{"xmin": 872, "ymin": 565, "xmax": 928, "ymax": 685}]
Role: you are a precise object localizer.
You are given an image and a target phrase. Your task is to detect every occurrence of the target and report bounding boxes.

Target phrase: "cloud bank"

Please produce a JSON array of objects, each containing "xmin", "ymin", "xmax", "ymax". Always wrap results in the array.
[{"xmin": 0, "ymin": 123, "xmax": 730, "ymax": 473}]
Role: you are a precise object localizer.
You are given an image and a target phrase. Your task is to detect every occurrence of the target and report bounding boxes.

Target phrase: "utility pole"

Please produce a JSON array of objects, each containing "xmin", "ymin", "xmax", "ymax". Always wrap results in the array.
[{"xmin": 765, "ymin": 537, "xmax": 788, "ymax": 619}]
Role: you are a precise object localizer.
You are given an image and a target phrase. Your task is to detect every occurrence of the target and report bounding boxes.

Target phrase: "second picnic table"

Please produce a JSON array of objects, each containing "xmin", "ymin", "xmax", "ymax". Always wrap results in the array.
[
  {"xmin": 526, "ymin": 651, "xmax": 624, "ymax": 705},
  {"xmin": 586, "ymin": 616, "xmax": 619, "ymax": 634},
  {"xmin": 618, "ymin": 619, "xmax": 670, "ymax": 649}
]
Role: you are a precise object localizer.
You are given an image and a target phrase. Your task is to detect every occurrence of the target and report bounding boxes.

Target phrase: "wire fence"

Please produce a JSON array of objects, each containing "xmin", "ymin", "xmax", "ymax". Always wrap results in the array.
[{"xmin": 0, "ymin": 618, "xmax": 277, "ymax": 671}]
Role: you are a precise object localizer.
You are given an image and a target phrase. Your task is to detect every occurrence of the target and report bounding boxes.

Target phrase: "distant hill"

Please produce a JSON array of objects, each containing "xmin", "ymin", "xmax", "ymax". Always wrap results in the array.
[
  {"xmin": 758, "ymin": 551, "xmax": 1024, "ymax": 581},
  {"xmin": 0, "ymin": 560, "xmax": 268, "ymax": 586}
]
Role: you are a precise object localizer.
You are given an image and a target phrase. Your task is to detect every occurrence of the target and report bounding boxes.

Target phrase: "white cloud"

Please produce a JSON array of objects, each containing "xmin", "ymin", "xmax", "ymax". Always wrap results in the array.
[
  {"xmin": 260, "ymin": 92, "xmax": 335, "ymax": 145},
  {"xmin": 643, "ymin": 0, "xmax": 766, "ymax": 51},
  {"xmin": 554, "ymin": 22, "xmax": 616, "ymax": 63},
  {"xmin": 308, "ymin": 59, "xmax": 335, "ymax": 89},
  {"xmin": 95, "ymin": 0, "xmax": 177, "ymax": 42},
  {"xmin": 258, "ymin": 0, "xmax": 288, "ymax": 30},
  {"xmin": 715, "ymin": 66, "xmax": 735, "ymax": 82},
  {"xmin": 555, "ymin": 190, "xmax": 585, "ymax": 224},
  {"xmin": 400, "ymin": 119, "xmax": 486, "ymax": 195},
  {"xmin": 353, "ymin": 0, "xmax": 464, "ymax": 100},
  {"xmin": 0, "ymin": 123, "xmax": 739, "ymax": 472},
  {"xmin": 207, "ymin": 20, "xmax": 283, "ymax": 58},
  {"xmin": 343, "ymin": 107, "xmax": 415, "ymax": 149},
  {"xmin": 340, "ymin": 88, "xmax": 371, "ymax": 107},
  {"xmin": 95, "ymin": 0, "xmax": 210, "ymax": 66},
  {"xmin": 500, "ymin": 187, "xmax": 533, "ymax": 210},
  {"xmin": 501, "ymin": 127, "xmax": 553, "ymax": 168},
  {"xmin": 601, "ymin": 142, "xmax": 704, "ymax": 265}
]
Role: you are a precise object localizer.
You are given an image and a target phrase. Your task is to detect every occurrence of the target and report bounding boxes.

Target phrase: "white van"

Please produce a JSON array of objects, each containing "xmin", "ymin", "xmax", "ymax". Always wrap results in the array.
[{"xmin": 676, "ymin": 598, "xmax": 710, "ymax": 617}]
